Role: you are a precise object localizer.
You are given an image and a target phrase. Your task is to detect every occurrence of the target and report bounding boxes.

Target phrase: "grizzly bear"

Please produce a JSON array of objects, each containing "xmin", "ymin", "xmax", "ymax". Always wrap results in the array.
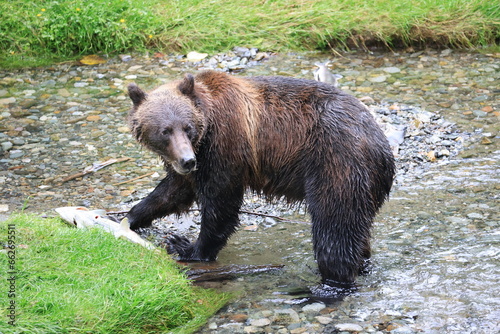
[{"xmin": 126, "ymin": 70, "xmax": 395, "ymax": 288}]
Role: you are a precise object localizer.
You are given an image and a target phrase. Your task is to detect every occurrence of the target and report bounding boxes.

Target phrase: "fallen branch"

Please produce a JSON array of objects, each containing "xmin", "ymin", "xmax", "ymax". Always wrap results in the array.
[
  {"xmin": 113, "ymin": 171, "xmax": 156, "ymax": 186},
  {"xmin": 61, "ymin": 157, "xmax": 131, "ymax": 183},
  {"xmin": 107, "ymin": 208, "xmax": 310, "ymax": 225},
  {"xmin": 239, "ymin": 209, "xmax": 288, "ymax": 221},
  {"xmin": 186, "ymin": 263, "xmax": 284, "ymax": 282}
]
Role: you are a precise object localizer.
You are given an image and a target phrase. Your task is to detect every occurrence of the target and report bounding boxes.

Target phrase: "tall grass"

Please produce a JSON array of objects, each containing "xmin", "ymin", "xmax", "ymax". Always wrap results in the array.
[
  {"xmin": 0, "ymin": 214, "xmax": 229, "ymax": 333},
  {"xmin": 0, "ymin": 0, "xmax": 498, "ymax": 67}
]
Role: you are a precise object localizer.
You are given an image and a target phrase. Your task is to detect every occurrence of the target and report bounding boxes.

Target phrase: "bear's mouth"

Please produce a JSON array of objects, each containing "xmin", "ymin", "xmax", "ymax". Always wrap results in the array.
[{"xmin": 171, "ymin": 160, "xmax": 197, "ymax": 175}]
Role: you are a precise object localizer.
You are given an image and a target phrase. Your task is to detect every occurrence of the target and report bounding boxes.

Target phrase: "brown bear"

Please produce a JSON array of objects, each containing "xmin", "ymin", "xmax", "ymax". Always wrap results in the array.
[{"xmin": 126, "ymin": 70, "xmax": 395, "ymax": 289}]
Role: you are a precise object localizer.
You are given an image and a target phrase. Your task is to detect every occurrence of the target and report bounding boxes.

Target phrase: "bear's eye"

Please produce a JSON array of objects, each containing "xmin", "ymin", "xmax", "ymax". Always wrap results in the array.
[
  {"xmin": 183, "ymin": 125, "xmax": 193, "ymax": 133},
  {"xmin": 162, "ymin": 127, "xmax": 173, "ymax": 136}
]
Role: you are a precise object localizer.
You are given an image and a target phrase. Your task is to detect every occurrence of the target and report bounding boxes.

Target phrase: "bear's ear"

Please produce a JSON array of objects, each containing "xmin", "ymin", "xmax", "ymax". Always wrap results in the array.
[
  {"xmin": 128, "ymin": 83, "xmax": 147, "ymax": 107},
  {"xmin": 178, "ymin": 74, "xmax": 195, "ymax": 97}
]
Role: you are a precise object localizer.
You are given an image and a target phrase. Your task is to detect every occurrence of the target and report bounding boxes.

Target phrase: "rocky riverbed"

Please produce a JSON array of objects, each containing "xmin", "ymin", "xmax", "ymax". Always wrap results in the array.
[{"xmin": 0, "ymin": 49, "xmax": 499, "ymax": 333}]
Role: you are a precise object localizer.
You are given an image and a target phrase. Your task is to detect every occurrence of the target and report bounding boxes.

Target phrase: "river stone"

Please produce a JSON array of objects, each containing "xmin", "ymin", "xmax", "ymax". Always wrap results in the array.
[
  {"xmin": 57, "ymin": 88, "xmax": 71, "ymax": 97},
  {"xmin": 12, "ymin": 138, "xmax": 25, "ymax": 145},
  {"xmin": 472, "ymin": 110, "xmax": 488, "ymax": 117},
  {"xmin": 391, "ymin": 326, "xmax": 415, "ymax": 334},
  {"xmin": 315, "ymin": 316, "xmax": 333, "ymax": 324},
  {"xmin": 186, "ymin": 51, "xmax": 208, "ymax": 62},
  {"xmin": 446, "ymin": 216, "xmax": 469, "ymax": 224},
  {"xmin": 302, "ymin": 302, "xmax": 326, "ymax": 313},
  {"xmin": 369, "ymin": 75, "xmax": 387, "ymax": 83},
  {"xmin": 9, "ymin": 150, "xmax": 24, "ymax": 158},
  {"xmin": 1, "ymin": 141, "xmax": 13, "ymax": 151},
  {"xmin": 0, "ymin": 97, "xmax": 16, "ymax": 104},
  {"xmin": 273, "ymin": 309, "xmax": 300, "ymax": 324},
  {"xmin": 335, "ymin": 323, "xmax": 364, "ymax": 332},
  {"xmin": 0, "ymin": 89, "xmax": 8, "ymax": 97},
  {"xmin": 383, "ymin": 67, "xmax": 401, "ymax": 73},
  {"xmin": 127, "ymin": 65, "xmax": 143, "ymax": 72},
  {"xmin": 250, "ymin": 318, "xmax": 271, "ymax": 327},
  {"xmin": 243, "ymin": 326, "xmax": 261, "ymax": 334},
  {"xmin": 466, "ymin": 212, "xmax": 483, "ymax": 219}
]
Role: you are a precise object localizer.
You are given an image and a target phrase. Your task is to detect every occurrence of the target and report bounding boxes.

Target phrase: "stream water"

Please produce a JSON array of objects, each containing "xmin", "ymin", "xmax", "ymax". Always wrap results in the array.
[{"xmin": 0, "ymin": 49, "xmax": 498, "ymax": 333}]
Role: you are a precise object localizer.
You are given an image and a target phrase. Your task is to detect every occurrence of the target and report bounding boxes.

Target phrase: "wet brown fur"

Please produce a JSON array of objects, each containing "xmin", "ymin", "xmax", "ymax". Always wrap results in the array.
[{"xmin": 126, "ymin": 70, "xmax": 395, "ymax": 287}]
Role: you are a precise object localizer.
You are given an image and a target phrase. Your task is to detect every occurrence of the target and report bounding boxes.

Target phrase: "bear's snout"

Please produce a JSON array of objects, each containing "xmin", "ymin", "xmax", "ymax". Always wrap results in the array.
[
  {"xmin": 168, "ymin": 129, "xmax": 197, "ymax": 175},
  {"xmin": 180, "ymin": 157, "xmax": 196, "ymax": 172}
]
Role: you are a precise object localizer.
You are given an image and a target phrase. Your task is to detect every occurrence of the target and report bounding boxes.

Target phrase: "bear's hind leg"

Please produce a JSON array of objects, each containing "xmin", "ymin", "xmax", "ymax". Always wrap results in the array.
[{"xmin": 306, "ymin": 185, "xmax": 374, "ymax": 287}]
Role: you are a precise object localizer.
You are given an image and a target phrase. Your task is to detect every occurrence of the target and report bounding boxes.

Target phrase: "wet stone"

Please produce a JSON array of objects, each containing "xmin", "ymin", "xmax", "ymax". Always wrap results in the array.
[
  {"xmin": 1, "ymin": 142, "xmax": 13, "ymax": 151},
  {"xmin": 8, "ymin": 150, "xmax": 24, "ymax": 159},
  {"xmin": 0, "ymin": 97, "xmax": 16, "ymax": 104},
  {"xmin": 383, "ymin": 67, "xmax": 401, "ymax": 73},
  {"xmin": 250, "ymin": 318, "xmax": 271, "ymax": 327},
  {"xmin": 334, "ymin": 323, "xmax": 364, "ymax": 332},
  {"xmin": 301, "ymin": 302, "xmax": 326, "ymax": 313}
]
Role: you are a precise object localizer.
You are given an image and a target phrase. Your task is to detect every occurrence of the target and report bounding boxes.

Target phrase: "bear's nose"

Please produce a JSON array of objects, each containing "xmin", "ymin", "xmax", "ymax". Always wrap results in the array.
[{"xmin": 180, "ymin": 157, "xmax": 196, "ymax": 171}]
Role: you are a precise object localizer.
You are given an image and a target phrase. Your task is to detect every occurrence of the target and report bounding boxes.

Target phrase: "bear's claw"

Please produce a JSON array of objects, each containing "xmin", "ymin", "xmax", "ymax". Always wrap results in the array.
[{"xmin": 166, "ymin": 234, "xmax": 193, "ymax": 257}]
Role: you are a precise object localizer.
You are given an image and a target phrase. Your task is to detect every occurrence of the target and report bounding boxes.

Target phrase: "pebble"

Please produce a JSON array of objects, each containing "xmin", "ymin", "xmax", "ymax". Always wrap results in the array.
[
  {"xmin": 301, "ymin": 303, "xmax": 326, "ymax": 313},
  {"xmin": 186, "ymin": 51, "xmax": 208, "ymax": 62},
  {"xmin": 335, "ymin": 323, "xmax": 364, "ymax": 332},
  {"xmin": 315, "ymin": 316, "xmax": 333, "ymax": 324},
  {"xmin": 383, "ymin": 67, "xmax": 401, "ymax": 73},
  {"xmin": 250, "ymin": 318, "xmax": 271, "ymax": 327},
  {"xmin": 369, "ymin": 75, "xmax": 387, "ymax": 83},
  {"xmin": 274, "ymin": 309, "xmax": 300, "ymax": 324},
  {"xmin": 1, "ymin": 142, "xmax": 13, "ymax": 151},
  {"xmin": 8, "ymin": 150, "xmax": 24, "ymax": 158},
  {"xmin": 0, "ymin": 97, "xmax": 16, "ymax": 104},
  {"xmin": 466, "ymin": 212, "xmax": 484, "ymax": 219}
]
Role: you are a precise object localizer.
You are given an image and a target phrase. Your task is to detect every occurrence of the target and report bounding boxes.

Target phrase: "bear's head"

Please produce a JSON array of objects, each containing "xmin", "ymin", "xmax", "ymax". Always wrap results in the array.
[{"xmin": 127, "ymin": 74, "xmax": 205, "ymax": 175}]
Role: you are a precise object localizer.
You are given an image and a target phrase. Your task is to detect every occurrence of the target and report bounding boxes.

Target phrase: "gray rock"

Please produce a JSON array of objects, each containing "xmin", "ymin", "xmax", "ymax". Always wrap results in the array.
[
  {"xmin": 1, "ymin": 141, "xmax": 13, "ymax": 151},
  {"xmin": 335, "ymin": 323, "xmax": 364, "ymax": 332},
  {"xmin": 8, "ymin": 150, "xmax": 24, "ymax": 159},
  {"xmin": 301, "ymin": 302, "xmax": 326, "ymax": 313},
  {"xmin": 369, "ymin": 75, "xmax": 387, "ymax": 83},
  {"xmin": 250, "ymin": 318, "xmax": 271, "ymax": 327},
  {"xmin": 472, "ymin": 110, "xmax": 488, "ymax": 117},
  {"xmin": 466, "ymin": 212, "xmax": 484, "ymax": 219},
  {"xmin": 383, "ymin": 67, "xmax": 401, "ymax": 73},
  {"xmin": 0, "ymin": 97, "xmax": 16, "ymax": 105},
  {"xmin": 273, "ymin": 309, "xmax": 300, "ymax": 325}
]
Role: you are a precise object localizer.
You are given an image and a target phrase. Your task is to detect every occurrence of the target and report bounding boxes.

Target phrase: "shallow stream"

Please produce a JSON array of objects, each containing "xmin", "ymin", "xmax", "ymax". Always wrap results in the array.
[{"xmin": 0, "ymin": 49, "xmax": 498, "ymax": 333}]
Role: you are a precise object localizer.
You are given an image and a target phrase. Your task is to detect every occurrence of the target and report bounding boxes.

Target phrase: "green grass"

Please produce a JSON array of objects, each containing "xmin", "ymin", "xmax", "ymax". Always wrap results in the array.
[
  {"xmin": 0, "ymin": 214, "xmax": 230, "ymax": 334},
  {"xmin": 0, "ymin": 0, "xmax": 499, "ymax": 68}
]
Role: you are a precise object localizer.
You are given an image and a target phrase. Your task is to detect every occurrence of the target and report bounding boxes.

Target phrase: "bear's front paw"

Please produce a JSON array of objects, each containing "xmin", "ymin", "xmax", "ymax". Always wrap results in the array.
[
  {"xmin": 166, "ymin": 234, "xmax": 216, "ymax": 262},
  {"xmin": 166, "ymin": 234, "xmax": 194, "ymax": 259}
]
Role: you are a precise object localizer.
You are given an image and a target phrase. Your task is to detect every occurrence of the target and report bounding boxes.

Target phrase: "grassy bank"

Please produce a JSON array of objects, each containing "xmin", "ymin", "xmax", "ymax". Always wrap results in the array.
[
  {"xmin": 0, "ymin": 0, "xmax": 499, "ymax": 68},
  {"xmin": 0, "ymin": 214, "xmax": 230, "ymax": 334}
]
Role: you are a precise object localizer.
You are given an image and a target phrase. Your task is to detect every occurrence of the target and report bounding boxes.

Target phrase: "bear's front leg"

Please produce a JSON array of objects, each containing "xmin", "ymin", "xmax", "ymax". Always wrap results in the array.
[
  {"xmin": 127, "ymin": 172, "xmax": 196, "ymax": 230},
  {"xmin": 167, "ymin": 181, "xmax": 244, "ymax": 261}
]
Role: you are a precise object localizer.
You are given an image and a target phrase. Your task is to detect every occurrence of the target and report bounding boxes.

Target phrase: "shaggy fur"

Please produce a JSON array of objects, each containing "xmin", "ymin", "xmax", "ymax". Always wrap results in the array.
[{"xmin": 126, "ymin": 71, "xmax": 395, "ymax": 286}]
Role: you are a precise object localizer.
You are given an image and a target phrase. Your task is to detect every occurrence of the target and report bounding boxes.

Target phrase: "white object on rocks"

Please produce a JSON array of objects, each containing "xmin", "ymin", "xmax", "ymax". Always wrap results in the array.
[
  {"xmin": 334, "ymin": 323, "xmax": 364, "ymax": 332},
  {"xmin": 186, "ymin": 51, "xmax": 208, "ymax": 62},
  {"xmin": 55, "ymin": 206, "xmax": 155, "ymax": 250},
  {"xmin": 313, "ymin": 62, "xmax": 343, "ymax": 87}
]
